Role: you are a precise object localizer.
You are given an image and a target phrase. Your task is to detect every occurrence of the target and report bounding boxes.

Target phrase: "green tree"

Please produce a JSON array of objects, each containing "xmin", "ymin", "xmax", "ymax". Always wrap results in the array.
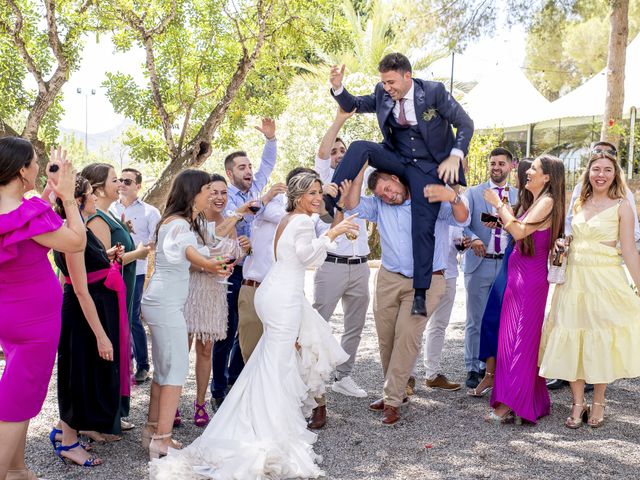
[
  {"xmin": 524, "ymin": 0, "xmax": 640, "ymax": 101},
  {"xmin": 0, "ymin": 0, "xmax": 94, "ymax": 176},
  {"xmin": 99, "ymin": 0, "xmax": 345, "ymax": 207}
]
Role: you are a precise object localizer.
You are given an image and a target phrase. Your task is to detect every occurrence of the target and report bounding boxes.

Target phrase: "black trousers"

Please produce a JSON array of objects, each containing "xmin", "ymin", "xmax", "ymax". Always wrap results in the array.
[{"xmin": 329, "ymin": 140, "xmax": 441, "ymax": 289}]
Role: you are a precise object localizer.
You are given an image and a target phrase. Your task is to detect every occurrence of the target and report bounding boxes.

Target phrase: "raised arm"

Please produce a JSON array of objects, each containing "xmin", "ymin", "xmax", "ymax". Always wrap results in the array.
[
  {"xmin": 316, "ymin": 107, "xmax": 356, "ymax": 182},
  {"xmin": 342, "ymin": 163, "xmax": 368, "ymax": 211},
  {"xmin": 329, "ymin": 64, "xmax": 377, "ymax": 113},
  {"xmin": 252, "ymin": 119, "xmax": 277, "ymax": 193},
  {"xmin": 495, "ymin": 195, "xmax": 554, "ymax": 241}
]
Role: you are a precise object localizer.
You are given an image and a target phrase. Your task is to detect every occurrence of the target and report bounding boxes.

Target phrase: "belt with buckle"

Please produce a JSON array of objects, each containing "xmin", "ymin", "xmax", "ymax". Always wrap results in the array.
[
  {"xmin": 432, "ymin": 269, "xmax": 445, "ymax": 276},
  {"xmin": 242, "ymin": 279, "xmax": 261, "ymax": 288},
  {"xmin": 484, "ymin": 254, "xmax": 504, "ymax": 260},
  {"xmin": 325, "ymin": 254, "xmax": 368, "ymax": 265}
]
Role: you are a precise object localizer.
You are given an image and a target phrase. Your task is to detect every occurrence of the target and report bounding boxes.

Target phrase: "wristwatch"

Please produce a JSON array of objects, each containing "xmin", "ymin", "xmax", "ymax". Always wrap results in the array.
[{"xmin": 451, "ymin": 194, "xmax": 462, "ymax": 205}]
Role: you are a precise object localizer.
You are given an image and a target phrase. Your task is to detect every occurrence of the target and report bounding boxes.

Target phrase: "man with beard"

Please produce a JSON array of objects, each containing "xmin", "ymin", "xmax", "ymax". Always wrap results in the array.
[
  {"xmin": 211, "ymin": 118, "xmax": 277, "ymax": 410},
  {"xmin": 462, "ymin": 148, "xmax": 517, "ymax": 389}
]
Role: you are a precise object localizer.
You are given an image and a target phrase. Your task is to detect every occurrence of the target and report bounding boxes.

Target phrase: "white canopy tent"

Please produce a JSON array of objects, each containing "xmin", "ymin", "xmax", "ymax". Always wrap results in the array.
[{"xmin": 460, "ymin": 63, "xmax": 551, "ymax": 130}]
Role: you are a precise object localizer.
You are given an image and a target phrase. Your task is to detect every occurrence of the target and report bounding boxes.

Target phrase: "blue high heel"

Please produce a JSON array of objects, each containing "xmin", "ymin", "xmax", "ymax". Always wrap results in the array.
[
  {"xmin": 55, "ymin": 442, "xmax": 101, "ymax": 467},
  {"xmin": 49, "ymin": 428, "xmax": 92, "ymax": 452},
  {"xmin": 49, "ymin": 428, "xmax": 62, "ymax": 450}
]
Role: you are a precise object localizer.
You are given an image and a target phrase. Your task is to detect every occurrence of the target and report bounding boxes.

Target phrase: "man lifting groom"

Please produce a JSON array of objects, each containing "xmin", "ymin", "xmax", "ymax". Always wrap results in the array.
[{"xmin": 325, "ymin": 52, "xmax": 474, "ymax": 316}]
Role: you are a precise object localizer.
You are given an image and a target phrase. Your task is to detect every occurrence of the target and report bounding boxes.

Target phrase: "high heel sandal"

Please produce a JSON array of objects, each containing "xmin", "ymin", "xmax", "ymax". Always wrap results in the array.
[
  {"xmin": 565, "ymin": 403, "xmax": 589, "ymax": 429},
  {"xmin": 149, "ymin": 433, "xmax": 182, "ymax": 460},
  {"xmin": 467, "ymin": 373, "xmax": 494, "ymax": 398},
  {"xmin": 49, "ymin": 427, "xmax": 92, "ymax": 452},
  {"xmin": 55, "ymin": 442, "xmax": 102, "ymax": 467},
  {"xmin": 141, "ymin": 421, "xmax": 158, "ymax": 451},
  {"xmin": 484, "ymin": 408, "xmax": 515, "ymax": 424},
  {"xmin": 79, "ymin": 430, "xmax": 122, "ymax": 443},
  {"xmin": 194, "ymin": 401, "xmax": 210, "ymax": 427},
  {"xmin": 588, "ymin": 402, "xmax": 606, "ymax": 428}
]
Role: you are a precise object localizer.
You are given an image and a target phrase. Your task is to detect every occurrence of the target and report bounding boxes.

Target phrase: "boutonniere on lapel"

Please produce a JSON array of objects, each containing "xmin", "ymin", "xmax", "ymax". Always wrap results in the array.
[{"xmin": 422, "ymin": 107, "xmax": 438, "ymax": 122}]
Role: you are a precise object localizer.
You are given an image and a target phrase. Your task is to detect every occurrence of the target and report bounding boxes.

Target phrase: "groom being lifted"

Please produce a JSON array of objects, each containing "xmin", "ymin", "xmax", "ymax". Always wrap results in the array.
[{"xmin": 326, "ymin": 52, "xmax": 474, "ymax": 316}]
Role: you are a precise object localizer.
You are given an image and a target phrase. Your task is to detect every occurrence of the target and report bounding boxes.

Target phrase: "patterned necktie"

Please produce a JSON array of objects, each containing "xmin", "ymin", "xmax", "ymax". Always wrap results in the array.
[
  {"xmin": 397, "ymin": 98, "xmax": 409, "ymax": 126},
  {"xmin": 494, "ymin": 187, "xmax": 503, "ymax": 253}
]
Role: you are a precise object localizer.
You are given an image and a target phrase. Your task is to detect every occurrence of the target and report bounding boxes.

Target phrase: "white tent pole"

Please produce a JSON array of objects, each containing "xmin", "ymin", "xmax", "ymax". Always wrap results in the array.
[
  {"xmin": 629, "ymin": 106, "xmax": 637, "ymax": 179},
  {"xmin": 526, "ymin": 124, "xmax": 533, "ymax": 157}
]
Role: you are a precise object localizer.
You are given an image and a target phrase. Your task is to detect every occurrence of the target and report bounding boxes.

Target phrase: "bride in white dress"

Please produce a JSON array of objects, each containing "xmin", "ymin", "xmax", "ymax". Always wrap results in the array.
[{"xmin": 150, "ymin": 170, "xmax": 359, "ymax": 479}]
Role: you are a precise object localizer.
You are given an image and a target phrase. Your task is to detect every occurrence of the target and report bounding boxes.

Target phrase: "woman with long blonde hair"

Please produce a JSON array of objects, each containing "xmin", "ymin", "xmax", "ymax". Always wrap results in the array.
[{"xmin": 539, "ymin": 152, "xmax": 640, "ymax": 428}]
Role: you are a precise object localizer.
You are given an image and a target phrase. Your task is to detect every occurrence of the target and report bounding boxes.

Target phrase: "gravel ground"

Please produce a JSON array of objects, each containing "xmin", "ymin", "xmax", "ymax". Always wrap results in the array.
[{"xmin": 12, "ymin": 267, "xmax": 640, "ymax": 479}]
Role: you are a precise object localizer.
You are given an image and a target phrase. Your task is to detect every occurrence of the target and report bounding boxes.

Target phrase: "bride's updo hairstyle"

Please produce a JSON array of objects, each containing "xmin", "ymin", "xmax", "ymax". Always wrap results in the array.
[{"xmin": 286, "ymin": 169, "xmax": 322, "ymax": 212}]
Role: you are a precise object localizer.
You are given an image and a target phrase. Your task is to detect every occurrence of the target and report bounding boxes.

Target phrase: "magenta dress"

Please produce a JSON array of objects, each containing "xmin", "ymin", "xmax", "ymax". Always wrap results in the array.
[
  {"xmin": 0, "ymin": 197, "xmax": 64, "ymax": 421},
  {"xmin": 490, "ymin": 227, "xmax": 551, "ymax": 423}
]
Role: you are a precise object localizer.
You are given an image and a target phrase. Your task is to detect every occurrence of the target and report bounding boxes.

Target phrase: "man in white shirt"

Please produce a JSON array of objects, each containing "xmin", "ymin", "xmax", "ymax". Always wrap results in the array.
[
  {"xmin": 312, "ymin": 108, "xmax": 371, "ymax": 402},
  {"xmin": 110, "ymin": 168, "xmax": 160, "ymax": 384},
  {"xmin": 237, "ymin": 183, "xmax": 287, "ymax": 363}
]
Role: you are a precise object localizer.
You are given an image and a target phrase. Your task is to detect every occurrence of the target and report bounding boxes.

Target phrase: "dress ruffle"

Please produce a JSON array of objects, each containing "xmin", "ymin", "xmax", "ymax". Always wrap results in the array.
[{"xmin": 0, "ymin": 197, "xmax": 62, "ymax": 264}]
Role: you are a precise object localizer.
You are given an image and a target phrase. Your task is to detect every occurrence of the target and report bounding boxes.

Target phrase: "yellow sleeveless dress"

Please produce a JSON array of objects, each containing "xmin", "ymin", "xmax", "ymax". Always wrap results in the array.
[{"xmin": 539, "ymin": 202, "xmax": 640, "ymax": 384}]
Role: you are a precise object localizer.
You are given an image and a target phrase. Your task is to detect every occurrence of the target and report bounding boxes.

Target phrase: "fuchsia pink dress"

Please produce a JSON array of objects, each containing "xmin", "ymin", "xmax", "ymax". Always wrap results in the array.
[{"xmin": 0, "ymin": 197, "xmax": 63, "ymax": 421}]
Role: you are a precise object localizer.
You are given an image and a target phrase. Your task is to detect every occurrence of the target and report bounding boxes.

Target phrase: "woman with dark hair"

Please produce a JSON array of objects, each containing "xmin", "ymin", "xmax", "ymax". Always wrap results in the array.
[
  {"xmin": 52, "ymin": 175, "xmax": 129, "ymax": 467},
  {"xmin": 141, "ymin": 169, "xmax": 227, "ymax": 459},
  {"xmin": 482, "ymin": 154, "xmax": 565, "ymax": 424},
  {"xmin": 183, "ymin": 173, "xmax": 250, "ymax": 427},
  {"xmin": 150, "ymin": 170, "xmax": 357, "ymax": 479},
  {"xmin": 539, "ymin": 152, "xmax": 640, "ymax": 428},
  {"xmin": 80, "ymin": 162, "xmax": 148, "ymax": 439},
  {"xmin": 469, "ymin": 158, "xmax": 532, "ymax": 397},
  {"xmin": 0, "ymin": 138, "xmax": 85, "ymax": 480}
]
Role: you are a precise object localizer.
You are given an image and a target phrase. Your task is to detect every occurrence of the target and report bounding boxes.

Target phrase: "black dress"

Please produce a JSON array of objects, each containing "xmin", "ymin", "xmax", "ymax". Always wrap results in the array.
[{"xmin": 54, "ymin": 229, "xmax": 122, "ymax": 434}]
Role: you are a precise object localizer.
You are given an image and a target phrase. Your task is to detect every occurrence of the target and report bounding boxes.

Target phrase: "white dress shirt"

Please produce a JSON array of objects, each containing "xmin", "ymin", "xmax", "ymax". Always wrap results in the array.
[
  {"xmin": 484, "ymin": 180, "xmax": 511, "ymax": 255},
  {"xmin": 314, "ymin": 156, "xmax": 370, "ymax": 257},
  {"xmin": 242, "ymin": 194, "xmax": 287, "ymax": 283},
  {"xmin": 110, "ymin": 198, "xmax": 161, "ymax": 276}
]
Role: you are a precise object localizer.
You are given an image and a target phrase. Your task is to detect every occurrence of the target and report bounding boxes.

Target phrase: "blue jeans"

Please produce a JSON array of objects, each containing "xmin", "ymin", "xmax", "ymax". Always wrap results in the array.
[
  {"xmin": 131, "ymin": 274, "xmax": 150, "ymax": 371},
  {"xmin": 210, "ymin": 266, "xmax": 245, "ymax": 398}
]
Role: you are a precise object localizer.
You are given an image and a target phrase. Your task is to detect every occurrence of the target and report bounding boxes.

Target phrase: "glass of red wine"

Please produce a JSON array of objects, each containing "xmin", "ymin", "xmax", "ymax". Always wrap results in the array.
[
  {"xmin": 453, "ymin": 236, "xmax": 467, "ymax": 253},
  {"xmin": 210, "ymin": 237, "xmax": 238, "ymax": 287},
  {"xmin": 247, "ymin": 190, "xmax": 261, "ymax": 214}
]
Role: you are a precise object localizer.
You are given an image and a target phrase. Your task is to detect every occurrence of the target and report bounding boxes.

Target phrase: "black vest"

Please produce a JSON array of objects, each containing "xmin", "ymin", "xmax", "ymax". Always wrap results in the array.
[{"xmin": 386, "ymin": 114, "xmax": 431, "ymax": 161}]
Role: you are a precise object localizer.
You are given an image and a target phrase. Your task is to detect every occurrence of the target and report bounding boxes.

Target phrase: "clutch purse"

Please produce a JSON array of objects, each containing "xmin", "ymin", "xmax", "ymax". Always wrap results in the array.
[{"xmin": 547, "ymin": 246, "xmax": 569, "ymax": 284}]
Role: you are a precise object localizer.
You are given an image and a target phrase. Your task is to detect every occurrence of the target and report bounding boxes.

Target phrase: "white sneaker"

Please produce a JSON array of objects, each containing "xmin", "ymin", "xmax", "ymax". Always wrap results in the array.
[{"xmin": 332, "ymin": 376, "xmax": 367, "ymax": 398}]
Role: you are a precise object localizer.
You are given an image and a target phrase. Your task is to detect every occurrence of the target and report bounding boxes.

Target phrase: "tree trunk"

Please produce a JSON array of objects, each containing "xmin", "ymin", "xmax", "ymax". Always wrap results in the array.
[
  {"xmin": 601, "ymin": 0, "xmax": 629, "ymax": 145},
  {"xmin": 1, "ymin": 118, "xmax": 49, "ymax": 190}
]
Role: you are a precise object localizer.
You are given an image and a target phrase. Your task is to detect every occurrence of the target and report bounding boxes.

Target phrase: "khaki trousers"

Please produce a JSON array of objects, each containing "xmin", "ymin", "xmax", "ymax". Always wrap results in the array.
[
  {"xmin": 373, "ymin": 266, "xmax": 446, "ymax": 407},
  {"xmin": 238, "ymin": 285, "xmax": 263, "ymax": 363}
]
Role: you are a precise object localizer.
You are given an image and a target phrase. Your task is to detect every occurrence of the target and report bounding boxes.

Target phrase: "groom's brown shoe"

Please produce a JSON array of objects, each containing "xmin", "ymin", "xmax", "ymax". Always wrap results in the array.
[
  {"xmin": 307, "ymin": 406, "xmax": 326, "ymax": 429},
  {"xmin": 382, "ymin": 405, "xmax": 400, "ymax": 425}
]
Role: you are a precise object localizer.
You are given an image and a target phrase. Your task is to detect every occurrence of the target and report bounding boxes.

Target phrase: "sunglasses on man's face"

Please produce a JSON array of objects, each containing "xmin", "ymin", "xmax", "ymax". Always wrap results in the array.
[
  {"xmin": 118, "ymin": 178, "xmax": 136, "ymax": 186},
  {"xmin": 591, "ymin": 147, "xmax": 617, "ymax": 157}
]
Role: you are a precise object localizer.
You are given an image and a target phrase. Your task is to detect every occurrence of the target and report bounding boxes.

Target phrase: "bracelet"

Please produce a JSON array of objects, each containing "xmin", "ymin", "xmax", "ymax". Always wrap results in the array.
[
  {"xmin": 451, "ymin": 194, "xmax": 461, "ymax": 205},
  {"xmin": 62, "ymin": 199, "xmax": 77, "ymax": 207}
]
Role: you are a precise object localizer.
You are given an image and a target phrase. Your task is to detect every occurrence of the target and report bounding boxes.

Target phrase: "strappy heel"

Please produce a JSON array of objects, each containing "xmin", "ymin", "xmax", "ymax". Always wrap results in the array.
[
  {"xmin": 49, "ymin": 427, "xmax": 92, "ymax": 452},
  {"xmin": 55, "ymin": 442, "xmax": 102, "ymax": 467},
  {"xmin": 467, "ymin": 373, "xmax": 494, "ymax": 398},
  {"xmin": 149, "ymin": 433, "xmax": 182, "ymax": 460},
  {"xmin": 484, "ymin": 408, "xmax": 515, "ymax": 424},
  {"xmin": 141, "ymin": 421, "xmax": 158, "ymax": 451},
  {"xmin": 588, "ymin": 402, "xmax": 606, "ymax": 428},
  {"xmin": 173, "ymin": 408, "xmax": 182, "ymax": 427},
  {"xmin": 565, "ymin": 403, "xmax": 589, "ymax": 429},
  {"xmin": 194, "ymin": 400, "xmax": 210, "ymax": 427}
]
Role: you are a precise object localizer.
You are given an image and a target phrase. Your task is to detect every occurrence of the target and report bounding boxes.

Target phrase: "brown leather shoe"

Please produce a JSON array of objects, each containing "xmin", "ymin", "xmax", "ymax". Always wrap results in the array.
[
  {"xmin": 382, "ymin": 405, "xmax": 400, "ymax": 425},
  {"xmin": 425, "ymin": 374, "xmax": 461, "ymax": 391},
  {"xmin": 307, "ymin": 405, "xmax": 326, "ymax": 429},
  {"xmin": 369, "ymin": 397, "xmax": 409, "ymax": 411}
]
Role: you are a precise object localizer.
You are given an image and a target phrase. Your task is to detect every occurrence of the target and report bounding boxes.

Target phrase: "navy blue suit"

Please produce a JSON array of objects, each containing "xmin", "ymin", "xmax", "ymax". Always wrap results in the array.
[{"xmin": 330, "ymin": 79, "xmax": 474, "ymax": 289}]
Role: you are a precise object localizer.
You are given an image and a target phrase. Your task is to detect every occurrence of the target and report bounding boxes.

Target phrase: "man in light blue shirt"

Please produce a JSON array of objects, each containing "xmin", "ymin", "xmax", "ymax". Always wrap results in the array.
[
  {"xmin": 211, "ymin": 118, "xmax": 278, "ymax": 409},
  {"xmin": 341, "ymin": 166, "xmax": 468, "ymax": 425}
]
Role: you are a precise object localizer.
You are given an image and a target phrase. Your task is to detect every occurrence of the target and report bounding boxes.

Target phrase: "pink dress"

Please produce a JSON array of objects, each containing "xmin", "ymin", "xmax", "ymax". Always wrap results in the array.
[
  {"xmin": 490, "ymin": 228, "xmax": 552, "ymax": 423},
  {"xmin": 0, "ymin": 197, "xmax": 64, "ymax": 421}
]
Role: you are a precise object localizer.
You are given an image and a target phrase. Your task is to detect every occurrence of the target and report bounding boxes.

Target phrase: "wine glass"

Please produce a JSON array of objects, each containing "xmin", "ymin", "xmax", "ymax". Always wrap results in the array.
[
  {"xmin": 247, "ymin": 189, "xmax": 262, "ymax": 214},
  {"xmin": 210, "ymin": 236, "xmax": 238, "ymax": 287},
  {"xmin": 345, "ymin": 231, "xmax": 359, "ymax": 260},
  {"xmin": 453, "ymin": 236, "xmax": 467, "ymax": 253}
]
